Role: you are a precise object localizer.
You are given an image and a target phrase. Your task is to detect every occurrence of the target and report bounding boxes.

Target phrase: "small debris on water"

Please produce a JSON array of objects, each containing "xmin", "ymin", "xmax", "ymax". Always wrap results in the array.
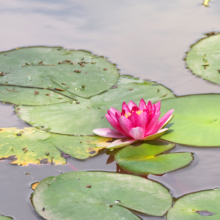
[
  {"xmin": 205, "ymin": 31, "xmax": 215, "ymax": 36},
  {"xmin": 86, "ymin": 185, "xmax": 91, "ymax": 188},
  {"xmin": 34, "ymin": 91, "xmax": 39, "ymax": 95},
  {"xmin": 0, "ymin": 72, "xmax": 4, "ymax": 76},
  {"xmin": 17, "ymin": 133, "xmax": 22, "ymax": 136}
]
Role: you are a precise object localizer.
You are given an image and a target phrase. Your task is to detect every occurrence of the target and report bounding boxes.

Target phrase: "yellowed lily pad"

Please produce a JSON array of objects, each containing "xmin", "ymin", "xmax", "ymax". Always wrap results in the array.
[
  {"xmin": 0, "ymin": 127, "xmax": 111, "ymax": 165},
  {"xmin": 0, "ymin": 127, "xmax": 65, "ymax": 165}
]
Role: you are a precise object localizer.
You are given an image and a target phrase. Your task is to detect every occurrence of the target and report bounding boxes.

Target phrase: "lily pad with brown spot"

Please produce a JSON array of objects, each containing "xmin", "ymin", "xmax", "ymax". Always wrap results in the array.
[
  {"xmin": 186, "ymin": 34, "xmax": 220, "ymax": 85},
  {"xmin": 0, "ymin": 86, "xmax": 72, "ymax": 105},
  {"xmin": 0, "ymin": 127, "xmax": 65, "ymax": 165},
  {"xmin": 167, "ymin": 189, "xmax": 220, "ymax": 220},
  {"xmin": 46, "ymin": 134, "xmax": 112, "ymax": 160},
  {"xmin": 0, "ymin": 47, "xmax": 119, "ymax": 98},
  {"xmin": 32, "ymin": 171, "xmax": 172, "ymax": 220},
  {"xmin": 0, "ymin": 127, "xmax": 112, "ymax": 165}
]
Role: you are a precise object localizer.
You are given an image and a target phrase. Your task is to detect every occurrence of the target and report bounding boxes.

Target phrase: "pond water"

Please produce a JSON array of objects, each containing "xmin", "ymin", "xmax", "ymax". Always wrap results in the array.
[{"xmin": 0, "ymin": 0, "xmax": 220, "ymax": 219}]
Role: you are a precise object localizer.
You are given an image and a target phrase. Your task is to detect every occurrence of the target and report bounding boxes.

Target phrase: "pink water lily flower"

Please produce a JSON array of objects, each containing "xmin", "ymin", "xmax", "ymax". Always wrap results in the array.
[{"xmin": 93, "ymin": 99, "xmax": 174, "ymax": 149}]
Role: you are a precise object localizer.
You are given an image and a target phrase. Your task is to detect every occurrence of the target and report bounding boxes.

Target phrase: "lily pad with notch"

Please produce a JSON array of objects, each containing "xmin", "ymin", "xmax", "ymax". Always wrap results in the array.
[
  {"xmin": 91, "ymin": 75, "xmax": 175, "ymax": 111},
  {"xmin": 160, "ymin": 94, "xmax": 220, "ymax": 146},
  {"xmin": 0, "ymin": 47, "xmax": 119, "ymax": 98},
  {"xmin": 186, "ymin": 34, "xmax": 220, "ymax": 85},
  {"xmin": 115, "ymin": 141, "xmax": 193, "ymax": 175},
  {"xmin": 32, "ymin": 171, "xmax": 172, "ymax": 220},
  {"xmin": 17, "ymin": 76, "xmax": 175, "ymax": 135},
  {"xmin": 167, "ymin": 189, "xmax": 220, "ymax": 220},
  {"xmin": 0, "ymin": 86, "xmax": 73, "ymax": 105}
]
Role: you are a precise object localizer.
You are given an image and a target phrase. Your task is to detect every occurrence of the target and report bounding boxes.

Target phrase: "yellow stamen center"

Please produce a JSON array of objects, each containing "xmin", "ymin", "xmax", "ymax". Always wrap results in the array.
[{"xmin": 124, "ymin": 110, "xmax": 143, "ymax": 118}]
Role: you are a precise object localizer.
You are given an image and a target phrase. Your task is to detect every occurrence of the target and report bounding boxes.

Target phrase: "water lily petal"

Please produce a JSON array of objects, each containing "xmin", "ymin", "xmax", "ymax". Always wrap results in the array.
[
  {"xmin": 93, "ymin": 128, "xmax": 126, "ymax": 138},
  {"xmin": 155, "ymin": 101, "xmax": 161, "ymax": 112},
  {"xmin": 105, "ymin": 114, "xmax": 127, "ymax": 136},
  {"xmin": 128, "ymin": 100, "xmax": 137, "ymax": 110},
  {"xmin": 107, "ymin": 138, "xmax": 136, "ymax": 149},
  {"xmin": 146, "ymin": 100, "xmax": 152, "ymax": 112},
  {"xmin": 119, "ymin": 116, "xmax": 133, "ymax": 136},
  {"xmin": 122, "ymin": 102, "xmax": 130, "ymax": 113},
  {"xmin": 145, "ymin": 111, "xmax": 161, "ymax": 136},
  {"xmin": 158, "ymin": 109, "xmax": 174, "ymax": 129},
  {"xmin": 109, "ymin": 107, "xmax": 121, "ymax": 116},
  {"xmin": 139, "ymin": 98, "xmax": 147, "ymax": 110},
  {"xmin": 107, "ymin": 110, "xmax": 119, "ymax": 122},
  {"xmin": 129, "ymin": 127, "xmax": 145, "ymax": 140},
  {"xmin": 144, "ymin": 128, "xmax": 168, "ymax": 140}
]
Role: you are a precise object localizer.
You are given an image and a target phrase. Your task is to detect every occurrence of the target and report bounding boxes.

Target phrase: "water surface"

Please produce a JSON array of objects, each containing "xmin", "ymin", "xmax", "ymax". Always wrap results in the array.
[{"xmin": 0, "ymin": 0, "xmax": 220, "ymax": 219}]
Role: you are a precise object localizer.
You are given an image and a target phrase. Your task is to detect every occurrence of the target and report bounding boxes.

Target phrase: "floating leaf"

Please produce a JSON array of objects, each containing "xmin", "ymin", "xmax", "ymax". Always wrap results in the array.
[
  {"xmin": 0, "ymin": 216, "xmax": 12, "ymax": 220},
  {"xmin": 0, "ymin": 127, "xmax": 111, "ymax": 165},
  {"xmin": 0, "ymin": 127, "xmax": 65, "ymax": 165},
  {"xmin": 16, "ymin": 100, "xmax": 111, "ymax": 135},
  {"xmin": 0, "ymin": 47, "xmax": 119, "ymax": 99},
  {"xmin": 186, "ymin": 34, "xmax": 220, "ymax": 84},
  {"xmin": 91, "ymin": 75, "xmax": 175, "ymax": 111},
  {"xmin": 160, "ymin": 94, "xmax": 220, "ymax": 146},
  {"xmin": 32, "ymin": 171, "xmax": 172, "ymax": 220},
  {"xmin": 0, "ymin": 86, "xmax": 72, "ymax": 105},
  {"xmin": 46, "ymin": 134, "xmax": 112, "ymax": 160},
  {"xmin": 115, "ymin": 141, "xmax": 193, "ymax": 175},
  {"xmin": 167, "ymin": 189, "xmax": 220, "ymax": 220},
  {"xmin": 17, "ymin": 76, "xmax": 174, "ymax": 135}
]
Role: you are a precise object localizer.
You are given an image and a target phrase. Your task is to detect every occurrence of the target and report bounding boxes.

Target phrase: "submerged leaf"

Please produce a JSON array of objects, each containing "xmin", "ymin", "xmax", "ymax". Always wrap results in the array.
[{"xmin": 32, "ymin": 171, "xmax": 172, "ymax": 220}]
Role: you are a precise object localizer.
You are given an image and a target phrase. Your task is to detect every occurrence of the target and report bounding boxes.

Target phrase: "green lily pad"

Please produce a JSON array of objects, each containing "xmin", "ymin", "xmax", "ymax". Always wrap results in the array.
[
  {"xmin": 0, "ymin": 127, "xmax": 111, "ymax": 165},
  {"xmin": 167, "ymin": 189, "xmax": 220, "ymax": 220},
  {"xmin": 0, "ymin": 86, "xmax": 73, "ymax": 105},
  {"xmin": 186, "ymin": 34, "xmax": 220, "ymax": 85},
  {"xmin": 32, "ymin": 171, "xmax": 172, "ymax": 220},
  {"xmin": 17, "ymin": 76, "xmax": 175, "ymax": 135},
  {"xmin": 0, "ymin": 47, "xmax": 119, "ymax": 98},
  {"xmin": 160, "ymin": 94, "xmax": 220, "ymax": 146},
  {"xmin": 115, "ymin": 141, "xmax": 193, "ymax": 175},
  {"xmin": 91, "ymin": 75, "xmax": 175, "ymax": 110},
  {"xmin": 16, "ymin": 100, "xmax": 111, "ymax": 135},
  {"xmin": 0, "ymin": 216, "xmax": 12, "ymax": 220}
]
